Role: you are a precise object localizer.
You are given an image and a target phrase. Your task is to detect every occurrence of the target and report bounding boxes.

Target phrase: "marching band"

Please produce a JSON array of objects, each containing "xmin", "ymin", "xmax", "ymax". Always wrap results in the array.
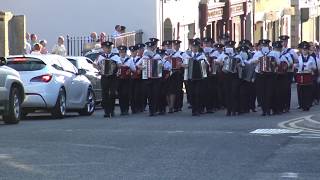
[{"xmin": 94, "ymin": 36, "xmax": 320, "ymax": 118}]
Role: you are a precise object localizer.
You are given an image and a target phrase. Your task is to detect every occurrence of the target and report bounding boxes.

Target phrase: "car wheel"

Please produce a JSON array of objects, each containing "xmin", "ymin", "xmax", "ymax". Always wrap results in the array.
[
  {"xmin": 52, "ymin": 88, "xmax": 66, "ymax": 119},
  {"xmin": 3, "ymin": 87, "xmax": 21, "ymax": 124},
  {"xmin": 79, "ymin": 88, "xmax": 95, "ymax": 116}
]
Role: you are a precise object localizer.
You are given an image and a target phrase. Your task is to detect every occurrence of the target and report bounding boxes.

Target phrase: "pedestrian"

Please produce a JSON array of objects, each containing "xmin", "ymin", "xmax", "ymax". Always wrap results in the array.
[
  {"xmin": 25, "ymin": 33, "xmax": 31, "ymax": 54},
  {"xmin": 111, "ymin": 25, "xmax": 121, "ymax": 38},
  {"xmin": 52, "ymin": 36, "xmax": 67, "ymax": 56},
  {"xmin": 30, "ymin": 33, "xmax": 38, "ymax": 50},
  {"xmin": 31, "ymin": 43, "xmax": 42, "ymax": 55},
  {"xmin": 39, "ymin": 40, "xmax": 48, "ymax": 54}
]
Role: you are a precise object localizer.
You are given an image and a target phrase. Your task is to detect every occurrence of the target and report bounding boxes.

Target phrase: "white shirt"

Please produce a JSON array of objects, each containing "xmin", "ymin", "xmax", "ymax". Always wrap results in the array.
[
  {"xmin": 119, "ymin": 56, "xmax": 136, "ymax": 71},
  {"xmin": 282, "ymin": 48, "xmax": 299, "ymax": 61},
  {"xmin": 162, "ymin": 56, "xmax": 172, "ymax": 71},
  {"xmin": 111, "ymin": 31, "xmax": 120, "ymax": 38},
  {"xmin": 25, "ymin": 42, "xmax": 31, "ymax": 54},
  {"xmin": 52, "ymin": 44, "xmax": 67, "ymax": 56},
  {"xmin": 296, "ymin": 55, "xmax": 316, "ymax": 73},
  {"xmin": 30, "ymin": 51, "xmax": 42, "ymax": 55}
]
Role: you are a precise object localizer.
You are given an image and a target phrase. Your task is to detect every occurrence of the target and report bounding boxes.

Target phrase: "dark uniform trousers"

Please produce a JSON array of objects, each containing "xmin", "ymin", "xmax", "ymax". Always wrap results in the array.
[
  {"xmin": 146, "ymin": 79, "xmax": 161, "ymax": 115},
  {"xmin": 159, "ymin": 77, "xmax": 169, "ymax": 113},
  {"xmin": 239, "ymin": 80, "xmax": 250, "ymax": 113},
  {"xmin": 190, "ymin": 79, "xmax": 204, "ymax": 115},
  {"xmin": 131, "ymin": 78, "xmax": 144, "ymax": 113},
  {"xmin": 285, "ymin": 72, "xmax": 294, "ymax": 110},
  {"xmin": 174, "ymin": 70, "xmax": 184, "ymax": 111},
  {"xmin": 256, "ymin": 73, "xmax": 275, "ymax": 114},
  {"xmin": 217, "ymin": 72, "xmax": 226, "ymax": 109},
  {"xmin": 274, "ymin": 74, "xmax": 288, "ymax": 113},
  {"xmin": 118, "ymin": 78, "xmax": 131, "ymax": 114},
  {"xmin": 101, "ymin": 75, "xmax": 118, "ymax": 116},
  {"xmin": 248, "ymin": 81, "xmax": 257, "ymax": 111},
  {"xmin": 204, "ymin": 75, "xmax": 218, "ymax": 111},
  {"xmin": 224, "ymin": 73, "xmax": 240, "ymax": 114},
  {"xmin": 297, "ymin": 84, "xmax": 313, "ymax": 110}
]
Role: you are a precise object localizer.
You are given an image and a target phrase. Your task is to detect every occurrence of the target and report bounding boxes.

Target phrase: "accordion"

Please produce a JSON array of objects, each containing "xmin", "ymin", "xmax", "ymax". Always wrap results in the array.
[
  {"xmin": 222, "ymin": 56, "xmax": 239, "ymax": 73},
  {"xmin": 102, "ymin": 59, "xmax": 118, "ymax": 76},
  {"xmin": 187, "ymin": 58, "xmax": 207, "ymax": 80},
  {"xmin": 142, "ymin": 58, "xmax": 162, "ymax": 79},
  {"xmin": 118, "ymin": 66, "xmax": 131, "ymax": 79},
  {"xmin": 132, "ymin": 67, "xmax": 142, "ymax": 79},
  {"xmin": 259, "ymin": 56, "xmax": 276, "ymax": 73},
  {"xmin": 277, "ymin": 61, "xmax": 289, "ymax": 74},
  {"xmin": 296, "ymin": 72, "xmax": 313, "ymax": 85},
  {"xmin": 239, "ymin": 63, "xmax": 256, "ymax": 82},
  {"xmin": 171, "ymin": 57, "xmax": 183, "ymax": 70},
  {"xmin": 207, "ymin": 57, "xmax": 219, "ymax": 75}
]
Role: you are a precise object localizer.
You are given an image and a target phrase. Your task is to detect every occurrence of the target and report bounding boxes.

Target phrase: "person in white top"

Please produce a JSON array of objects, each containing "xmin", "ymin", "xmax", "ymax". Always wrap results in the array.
[
  {"xmin": 25, "ymin": 33, "xmax": 31, "ymax": 54},
  {"xmin": 186, "ymin": 40, "xmax": 208, "ymax": 116},
  {"xmin": 111, "ymin": 25, "xmax": 121, "ymax": 38},
  {"xmin": 129, "ymin": 45, "xmax": 144, "ymax": 114},
  {"xmin": 51, "ymin": 36, "xmax": 67, "ymax": 56},
  {"xmin": 295, "ymin": 41, "xmax": 317, "ymax": 111},
  {"xmin": 96, "ymin": 41, "xmax": 121, "ymax": 118},
  {"xmin": 117, "ymin": 45, "xmax": 136, "ymax": 116},
  {"xmin": 30, "ymin": 43, "xmax": 42, "ymax": 55}
]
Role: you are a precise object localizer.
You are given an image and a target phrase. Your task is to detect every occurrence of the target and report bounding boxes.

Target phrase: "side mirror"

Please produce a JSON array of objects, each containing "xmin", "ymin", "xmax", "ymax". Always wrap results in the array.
[
  {"xmin": 77, "ymin": 69, "xmax": 87, "ymax": 75},
  {"xmin": 0, "ymin": 57, "xmax": 7, "ymax": 66}
]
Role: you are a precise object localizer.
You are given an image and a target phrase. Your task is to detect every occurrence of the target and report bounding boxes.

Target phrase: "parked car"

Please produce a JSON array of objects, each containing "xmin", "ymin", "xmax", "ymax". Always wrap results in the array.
[
  {"xmin": 84, "ymin": 51, "xmax": 102, "ymax": 62},
  {"xmin": 66, "ymin": 56, "xmax": 102, "ymax": 103},
  {"xmin": 6, "ymin": 54, "xmax": 95, "ymax": 118},
  {"xmin": 0, "ymin": 57, "xmax": 25, "ymax": 124}
]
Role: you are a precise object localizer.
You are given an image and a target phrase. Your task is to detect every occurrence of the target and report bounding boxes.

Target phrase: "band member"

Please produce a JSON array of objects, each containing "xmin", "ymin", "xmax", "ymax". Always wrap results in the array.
[
  {"xmin": 295, "ymin": 41, "xmax": 317, "ymax": 111},
  {"xmin": 167, "ymin": 40, "xmax": 185, "ymax": 113},
  {"xmin": 140, "ymin": 41, "xmax": 163, "ymax": 116},
  {"xmin": 129, "ymin": 45, "xmax": 143, "ymax": 114},
  {"xmin": 212, "ymin": 43, "xmax": 225, "ymax": 109},
  {"xmin": 237, "ymin": 45, "xmax": 253, "ymax": 114},
  {"xmin": 269, "ymin": 41, "xmax": 290, "ymax": 114},
  {"xmin": 279, "ymin": 35, "xmax": 298, "ymax": 110},
  {"xmin": 217, "ymin": 40, "xmax": 242, "ymax": 116},
  {"xmin": 117, "ymin": 45, "xmax": 136, "ymax": 115},
  {"xmin": 185, "ymin": 40, "xmax": 208, "ymax": 116},
  {"xmin": 95, "ymin": 41, "xmax": 121, "ymax": 118},
  {"xmin": 136, "ymin": 43, "xmax": 148, "ymax": 111},
  {"xmin": 158, "ymin": 48, "xmax": 172, "ymax": 114},
  {"xmin": 202, "ymin": 37, "xmax": 216, "ymax": 113},
  {"xmin": 249, "ymin": 39, "xmax": 275, "ymax": 116}
]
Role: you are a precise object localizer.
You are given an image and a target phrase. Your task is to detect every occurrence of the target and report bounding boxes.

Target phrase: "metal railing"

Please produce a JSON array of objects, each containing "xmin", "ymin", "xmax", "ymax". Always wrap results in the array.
[{"xmin": 66, "ymin": 30, "xmax": 143, "ymax": 56}]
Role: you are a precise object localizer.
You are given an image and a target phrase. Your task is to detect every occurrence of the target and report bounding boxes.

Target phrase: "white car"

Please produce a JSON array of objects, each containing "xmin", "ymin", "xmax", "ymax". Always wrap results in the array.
[{"xmin": 6, "ymin": 54, "xmax": 95, "ymax": 118}]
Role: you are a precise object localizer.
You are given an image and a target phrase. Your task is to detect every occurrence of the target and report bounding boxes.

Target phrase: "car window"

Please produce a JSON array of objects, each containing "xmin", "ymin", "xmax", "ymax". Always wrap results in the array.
[
  {"xmin": 66, "ymin": 58, "xmax": 78, "ymax": 68},
  {"xmin": 81, "ymin": 58, "xmax": 99, "ymax": 73},
  {"xmin": 85, "ymin": 52, "xmax": 102, "ymax": 62},
  {"xmin": 6, "ymin": 57, "xmax": 46, "ymax": 71},
  {"xmin": 57, "ymin": 57, "xmax": 77, "ymax": 74}
]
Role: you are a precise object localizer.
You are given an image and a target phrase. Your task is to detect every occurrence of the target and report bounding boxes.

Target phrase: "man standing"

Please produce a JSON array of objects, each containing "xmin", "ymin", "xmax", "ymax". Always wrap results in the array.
[{"xmin": 95, "ymin": 41, "xmax": 121, "ymax": 118}]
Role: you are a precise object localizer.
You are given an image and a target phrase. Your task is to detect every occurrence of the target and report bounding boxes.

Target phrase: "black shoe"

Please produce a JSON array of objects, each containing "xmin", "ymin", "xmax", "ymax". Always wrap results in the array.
[
  {"xmin": 251, "ymin": 109, "xmax": 257, "ymax": 112},
  {"xmin": 168, "ymin": 109, "xmax": 174, "ymax": 113},
  {"xmin": 261, "ymin": 113, "xmax": 266, "ymax": 116},
  {"xmin": 206, "ymin": 109, "xmax": 214, "ymax": 114},
  {"xmin": 104, "ymin": 114, "xmax": 111, "ymax": 118},
  {"xmin": 226, "ymin": 111, "xmax": 231, "ymax": 116},
  {"xmin": 159, "ymin": 111, "xmax": 166, "ymax": 115},
  {"xmin": 174, "ymin": 109, "xmax": 179, "ymax": 112},
  {"xmin": 149, "ymin": 112, "xmax": 154, "ymax": 116}
]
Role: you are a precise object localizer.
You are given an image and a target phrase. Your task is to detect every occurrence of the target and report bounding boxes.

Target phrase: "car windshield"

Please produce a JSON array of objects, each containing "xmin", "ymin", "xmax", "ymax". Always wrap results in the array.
[{"xmin": 6, "ymin": 57, "xmax": 46, "ymax": 71}]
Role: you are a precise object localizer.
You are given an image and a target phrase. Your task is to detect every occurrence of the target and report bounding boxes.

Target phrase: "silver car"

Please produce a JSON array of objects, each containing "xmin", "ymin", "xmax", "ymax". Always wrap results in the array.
[
  {"xmin": 6, "ymin": 54, "xmax": 95, "ymax": 118},
  {"xmin": 66, "ymin": 56, "xmax": 102, "ymax": 103},
  {"xmin": 0, "ymin": 57, "xmax": 25, "ymax": 124}
]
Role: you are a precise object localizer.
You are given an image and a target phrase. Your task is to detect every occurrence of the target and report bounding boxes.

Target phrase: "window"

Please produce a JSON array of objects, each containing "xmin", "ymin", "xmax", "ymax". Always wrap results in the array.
[
  {"xmin": 7, "ymin": 57, "xmax": 46, "ymax": 71},
  {"xmin": 57, "ymin": 57, "xmax": 77, "ymax": 74}
]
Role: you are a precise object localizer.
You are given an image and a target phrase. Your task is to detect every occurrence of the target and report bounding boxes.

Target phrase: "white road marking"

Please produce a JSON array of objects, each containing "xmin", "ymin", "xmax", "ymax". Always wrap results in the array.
[
  {"xmin": 250, "ymin": 129, "xmax": 302, "ymax": 134},
  {"xmin": 280, "ymin": 172, "xmax": 299, "ymax": 178},
  {"xmin": 69, "ymin": 143, "xmax": 124, "ymax": 151},
  {"xmin": 278, "ymin": 115, "xmax": 320, "ymax": 133}
]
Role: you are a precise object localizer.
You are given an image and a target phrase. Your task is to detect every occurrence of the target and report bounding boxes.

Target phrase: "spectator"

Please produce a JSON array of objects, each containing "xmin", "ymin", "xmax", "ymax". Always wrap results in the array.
[
  {"xmin": 52, "ymin": 36, "xmax": 67, "ymax": 56},
  {"xmin": 99, "ymin": 32, "xmax": 107, "ymax": 43},
  {"xmin": 39, "ymin": 40, "xmax": 48, "ymax": 54},
  {"xmin": 111, "ymin": 25, "xmax": 121, "ymax": 38},
  {"xmin": 31, "ymin": 43, "xmax": 42, "ymax": 55},
  {"xmin": 120, "ymin": 26, "xmax": 126, "ymax": 34},
  {"xmin": 25, "ymin": 32, "xmax": 31, "ymax": 54},
  {"xmin": 90, "ymin": 32, "xmax": 98, "ymax": 42},
  {"xmin": 30, "ymin": 33, "xmax": 38, "ymax": 49}
]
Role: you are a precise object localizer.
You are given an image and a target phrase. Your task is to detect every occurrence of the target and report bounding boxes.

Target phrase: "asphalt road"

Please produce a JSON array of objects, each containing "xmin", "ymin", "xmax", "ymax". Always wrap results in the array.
[{"xmin": 1, "ymin": 89, "xmax": 320, "ymax": 180}]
